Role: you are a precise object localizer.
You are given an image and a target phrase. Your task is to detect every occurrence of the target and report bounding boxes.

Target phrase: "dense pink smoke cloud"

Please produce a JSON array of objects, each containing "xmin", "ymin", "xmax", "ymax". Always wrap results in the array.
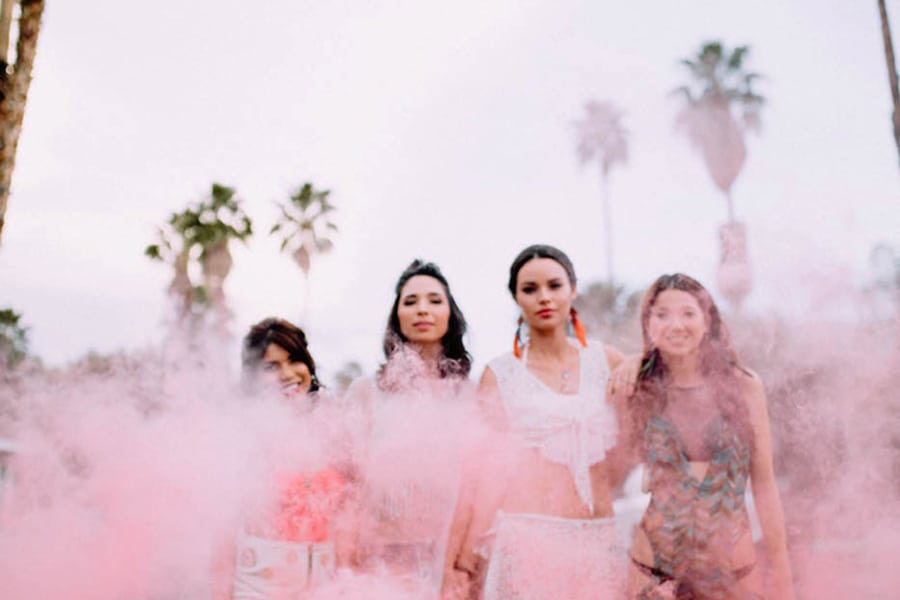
[
  {"xmin": 733, "ymin": 315, "xmax": 900, "ymax": 598},
  {"xmin": 0, "ymin": 312, "xmax": 897, "ymax": 599},
  {"xmin": 0, "ymin": 349, "xmax": 354, "ymax": 599}
]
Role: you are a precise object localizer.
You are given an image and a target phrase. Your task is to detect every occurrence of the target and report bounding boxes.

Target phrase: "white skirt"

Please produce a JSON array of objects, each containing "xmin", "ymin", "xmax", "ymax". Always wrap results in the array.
[{"xmin": 481, "ymin": 512, "xmax": 625, "ymax": 600}]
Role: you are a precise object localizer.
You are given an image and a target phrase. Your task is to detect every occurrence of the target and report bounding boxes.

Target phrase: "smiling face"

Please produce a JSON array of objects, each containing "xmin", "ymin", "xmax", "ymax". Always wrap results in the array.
[
  {"xmin": 396, "ymin": 274, "xmax": 451, "ymax": 346},
  {"xmin": 261, "ymin": 343, "xmax": 313, "ymax": 396},
  {"xmin": 513, "ymin": 257, "xmax": 576, "ymax": 332},
  {"xmin": 646, "ymin": 289, "xmax": 709, "ymax": 359}
]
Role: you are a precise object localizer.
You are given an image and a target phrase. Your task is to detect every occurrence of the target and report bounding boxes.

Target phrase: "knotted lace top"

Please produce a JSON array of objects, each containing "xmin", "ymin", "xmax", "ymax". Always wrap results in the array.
[{"xmin": 487, "ymin": 340, "xmax": 617, "ymax": 513}]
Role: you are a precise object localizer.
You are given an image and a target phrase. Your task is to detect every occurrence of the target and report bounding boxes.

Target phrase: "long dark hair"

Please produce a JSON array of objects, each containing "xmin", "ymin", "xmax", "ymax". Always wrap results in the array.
[
  {"xmin": 631, "ymin": 273, "xmax": 751, "ymax": 451},
  {"xmin": 507, "ymin": 244, "xmax": 577, "ymax": 297},
  {"xmin": 242, "ymin": 317, "xmax": 321, "ymax": 393},
  {"xmin": 381, "ymin": 259, "xmax": 472, "ymax": 380}
]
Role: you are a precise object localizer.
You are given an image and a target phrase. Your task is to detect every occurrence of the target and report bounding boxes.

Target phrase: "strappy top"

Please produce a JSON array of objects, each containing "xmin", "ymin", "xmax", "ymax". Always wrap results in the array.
[
  {"xmin": 658, "ymin": 384, "xmax": 723, "ymax": 461},
  {"xmin": 487, "ymin": 340, "xmax": 616, "ymax": 512},
  {"xmin": 640, "ymin": 385, "xmax": 752, "ymax": 598}
]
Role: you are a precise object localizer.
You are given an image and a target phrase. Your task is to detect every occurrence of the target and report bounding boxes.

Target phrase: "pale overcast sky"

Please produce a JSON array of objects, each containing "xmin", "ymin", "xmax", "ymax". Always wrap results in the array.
[{"xmin": 1, "ymin": 0, "xmax": 898, "ymax": 379}]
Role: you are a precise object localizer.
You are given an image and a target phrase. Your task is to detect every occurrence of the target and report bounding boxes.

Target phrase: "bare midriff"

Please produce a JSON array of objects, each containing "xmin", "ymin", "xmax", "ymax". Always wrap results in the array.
[{"xmin": 496, "ymin": 449, "xmax": 615, "ymax": 519}]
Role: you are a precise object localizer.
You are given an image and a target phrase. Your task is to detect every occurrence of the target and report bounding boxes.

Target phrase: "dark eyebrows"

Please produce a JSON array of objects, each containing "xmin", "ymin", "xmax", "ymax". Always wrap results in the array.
[
  {"xmin": 519, "ymin": 277, "xmax": 564, "ymax": 286},
  {"xmin": 404, "ymin": 291, "xmax": 445, "ymax": 300}
]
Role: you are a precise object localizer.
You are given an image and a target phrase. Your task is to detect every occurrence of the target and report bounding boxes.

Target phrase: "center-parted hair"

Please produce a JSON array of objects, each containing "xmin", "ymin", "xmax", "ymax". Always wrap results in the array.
[
  {"xmin": 242, "ymin": 317, "xmax": 321, "ymax": 393},
  {"xmin": 382, "ymin": 259, "xmax": 472, "ymax": 380},
  {"xmin": 507, "ymin": 244, "xmax": 577, "ymax": 297},
  {"xmin": 507, "ymin": 244, "xmax": 586, "ymax": 356}
]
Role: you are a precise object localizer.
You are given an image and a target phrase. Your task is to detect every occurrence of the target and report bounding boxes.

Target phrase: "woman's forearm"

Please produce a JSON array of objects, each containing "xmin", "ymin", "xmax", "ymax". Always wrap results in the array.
[{"xmin": 754, "ymin": 485, "xmax": 796, "ymax": 600}]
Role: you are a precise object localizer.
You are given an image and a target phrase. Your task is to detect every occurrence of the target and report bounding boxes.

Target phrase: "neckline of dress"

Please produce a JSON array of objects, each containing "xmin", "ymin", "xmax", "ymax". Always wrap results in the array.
[{"xmin": 519, "ymin": 339, "xmax": 584, "ymax": 396}]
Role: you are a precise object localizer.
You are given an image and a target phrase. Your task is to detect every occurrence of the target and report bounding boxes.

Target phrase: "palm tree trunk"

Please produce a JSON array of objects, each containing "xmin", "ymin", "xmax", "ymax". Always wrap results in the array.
[
  {"xmin": 0, "ymin": 0, "xmax": 44, "ymax": 243},
  {"xmin": 601, "ymin": 173, "xmax": 614, "ymax": 284},
  {"xmin": 301, "ymin": 271, "xmax": 311, "ymax": 326},
  {"xmin": 725, "ymin": 189, "xmax": 736, "ymax": 224},
  {"xmin": 878, "ymin": 0, "xmax": 900, "ymax": 170},
  {"xmin": 0, "ymin": 1, "xmax": 15, "ymax": 66}
]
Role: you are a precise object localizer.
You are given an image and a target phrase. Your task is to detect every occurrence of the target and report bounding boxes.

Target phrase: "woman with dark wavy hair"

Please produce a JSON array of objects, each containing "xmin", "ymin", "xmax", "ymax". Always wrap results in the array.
[
  {"xmin": 379, "ymin": 259, "xmax": 472, "ymax": 385},
  {"xmin": 625, "ymin": 274, "xmax": 794, "ymax": 600},
  {"xmin": 345, "ymin": 259, "xmax": 476, "ymax": 596},
  {"xmin": 242, "ymin": 317, "xmax": 321, "ymax": 397},
  {"xmin": 213, "ymin": 318, "xmax": 351, "ymax": 600}
]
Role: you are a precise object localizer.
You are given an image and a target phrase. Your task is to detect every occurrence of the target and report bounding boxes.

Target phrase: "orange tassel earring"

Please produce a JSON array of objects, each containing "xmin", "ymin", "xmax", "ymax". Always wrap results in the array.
[
  {"xmin": 513, "ymin": 316, "xmax": 525, "ymax": 358},
  {"xmin": 571, "ymin": 308, "xmax": 588, "ymax": 348}
]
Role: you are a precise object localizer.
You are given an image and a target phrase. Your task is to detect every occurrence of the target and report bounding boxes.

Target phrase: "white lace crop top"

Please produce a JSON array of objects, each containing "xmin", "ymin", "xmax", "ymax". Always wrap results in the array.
[{"xmin": 486, "ymin": 340, "xmax": 617, "ymax": 512}]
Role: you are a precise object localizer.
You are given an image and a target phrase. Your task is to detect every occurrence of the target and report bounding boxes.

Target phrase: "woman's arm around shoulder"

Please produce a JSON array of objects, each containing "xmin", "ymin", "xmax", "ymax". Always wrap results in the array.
[{"xmin": 605, "ymin": 344, "xmax": 643, "ymax": 398}]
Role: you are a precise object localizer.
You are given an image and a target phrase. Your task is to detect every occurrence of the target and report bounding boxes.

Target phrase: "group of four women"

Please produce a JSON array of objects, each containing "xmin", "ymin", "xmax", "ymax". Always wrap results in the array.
[{"xmin": 226, "ymin": 244, "xmax": 795, "ymax": 600}]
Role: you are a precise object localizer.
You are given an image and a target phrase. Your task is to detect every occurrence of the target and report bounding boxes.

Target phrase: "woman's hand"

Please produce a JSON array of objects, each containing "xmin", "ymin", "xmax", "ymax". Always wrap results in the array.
[
  {"xmin": 608, "ymin": 353, "xmax": 641, "ymax": 398},
  {"xmin": 440, "ymin": 567, "xmax": 472, "ymax": 600}
]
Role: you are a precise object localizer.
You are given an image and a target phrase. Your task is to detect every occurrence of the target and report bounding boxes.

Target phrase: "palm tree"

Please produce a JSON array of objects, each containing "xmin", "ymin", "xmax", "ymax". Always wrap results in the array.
[
  {"xmin": 574, "ymin": 100, "xmax": 628, "ymax": 283},
  {"xmin": 0, "ymin": 0, "xmax": 44, "ymax": 244},
  {"xmin": 877, "ymin": 0, "xmax": 900, "ymax": 169},
  {"xmin": 0, "ymin": 307, "xmax": 28, "ymax": 371},
  {"xmin": 673, "ymin": 41, "xmax": 765, "ymax": 312},
  {"xmin": 146, "ymin": 183, "xmax": 253, "ymax": 333},
  {"xmin": 270, "ymin": 182, "xmax": 338, "ymax": 315},
  {"xmin": 572, "ymin": 281, "xmax": 642, "ymax": 352}
]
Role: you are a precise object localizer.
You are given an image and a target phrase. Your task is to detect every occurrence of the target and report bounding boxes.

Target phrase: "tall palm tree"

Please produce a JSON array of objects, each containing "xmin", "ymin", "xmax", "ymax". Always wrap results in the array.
[
  {"xmin": 673, "ymin": 41, "xmax": 764, "ymax": 222},
  {"xmin": 878, "ymin": 0, "xmax": 900, "ymax": 169},
  {"xmin": 673, "ymin": 41, "xmax": 765, "ymax": 312},
  {"xmin": 270, "ymin": 182, "xmax": 338, "ymax": 315},
  {"xmin": 146, "ymin": 183, "xmax": 253, "ymax": 332},
  {"xmin": 574, "ymin": 100, "xmax": 629, "ymax": 283},
  {"xmin": 0, "ymin": 0, "xmax": 44, "ymax": 244}
]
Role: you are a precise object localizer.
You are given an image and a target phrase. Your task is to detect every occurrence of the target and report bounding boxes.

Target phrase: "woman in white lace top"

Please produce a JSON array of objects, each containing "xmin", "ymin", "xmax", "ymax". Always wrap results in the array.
[{"xmin": 443, "ymin": 245, "xmax": 631, "ymax": 600}]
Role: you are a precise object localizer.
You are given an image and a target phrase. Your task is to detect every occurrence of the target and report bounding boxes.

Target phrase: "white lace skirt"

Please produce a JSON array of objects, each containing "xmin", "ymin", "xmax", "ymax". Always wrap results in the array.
[{"xmin": 481, "ymin": 512, "xmax": 625, "ymax": 600}]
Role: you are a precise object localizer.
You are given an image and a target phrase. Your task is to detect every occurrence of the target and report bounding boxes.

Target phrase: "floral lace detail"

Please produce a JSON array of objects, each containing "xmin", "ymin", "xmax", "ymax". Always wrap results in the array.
[{"xmin": 487, "ymin": 340, "xmax": 615, "ymax": 512}]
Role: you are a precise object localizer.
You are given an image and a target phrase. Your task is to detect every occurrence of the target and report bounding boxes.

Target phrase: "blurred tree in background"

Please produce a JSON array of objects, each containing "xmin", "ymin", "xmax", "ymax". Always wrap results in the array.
[
  {"xmin": 573, "ymin": 281, "xmax": 643, "ymax": 352},
  {"xmin": 0, "ymin": 307, "xmax": 27, "ymax": 371},
  {"xmin": 864, "ymin": 242, "xmax": 900, "ymax": 321},
  {"xmin": 333, "ymin": 360, "xmax": 362, "ymax": 393},
  {"xmin": 574, "ymin": 100, "xmax": 629, "ymax": 283},
  {"xmin": 673, "ymin": 41, "xmax": 765, "ymax": 313},
  {"xmin": 145, "ymin": 183, "xmax": 253, "ymax": 335},
  {"xmin": 0, "ymin": 0, "xmax": 43, "ymax": 244},
  {"xmin": 270, "ymin": 181, "xmax": 338, "ymax": 318}
]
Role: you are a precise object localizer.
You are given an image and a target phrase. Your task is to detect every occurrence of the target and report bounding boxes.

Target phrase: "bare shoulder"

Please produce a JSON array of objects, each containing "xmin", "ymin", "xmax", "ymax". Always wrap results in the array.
[
  {"xmin": 477, "ymin": 365, "xmax": 507, "ymax": 428},
  {"xmin": 736, "ymin": 366, "xmax": 764, "ymax": 393},
  {"xmin": 479, "ymin": 365, "xmax": 499, "ymax": 391},
  {"xmin": 734, "ymin": 367, "xmax": 768, "ymax": 421},
  {"xmin": 603, "ymin": 343, "xmax": 625, "ymax": 369}
]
